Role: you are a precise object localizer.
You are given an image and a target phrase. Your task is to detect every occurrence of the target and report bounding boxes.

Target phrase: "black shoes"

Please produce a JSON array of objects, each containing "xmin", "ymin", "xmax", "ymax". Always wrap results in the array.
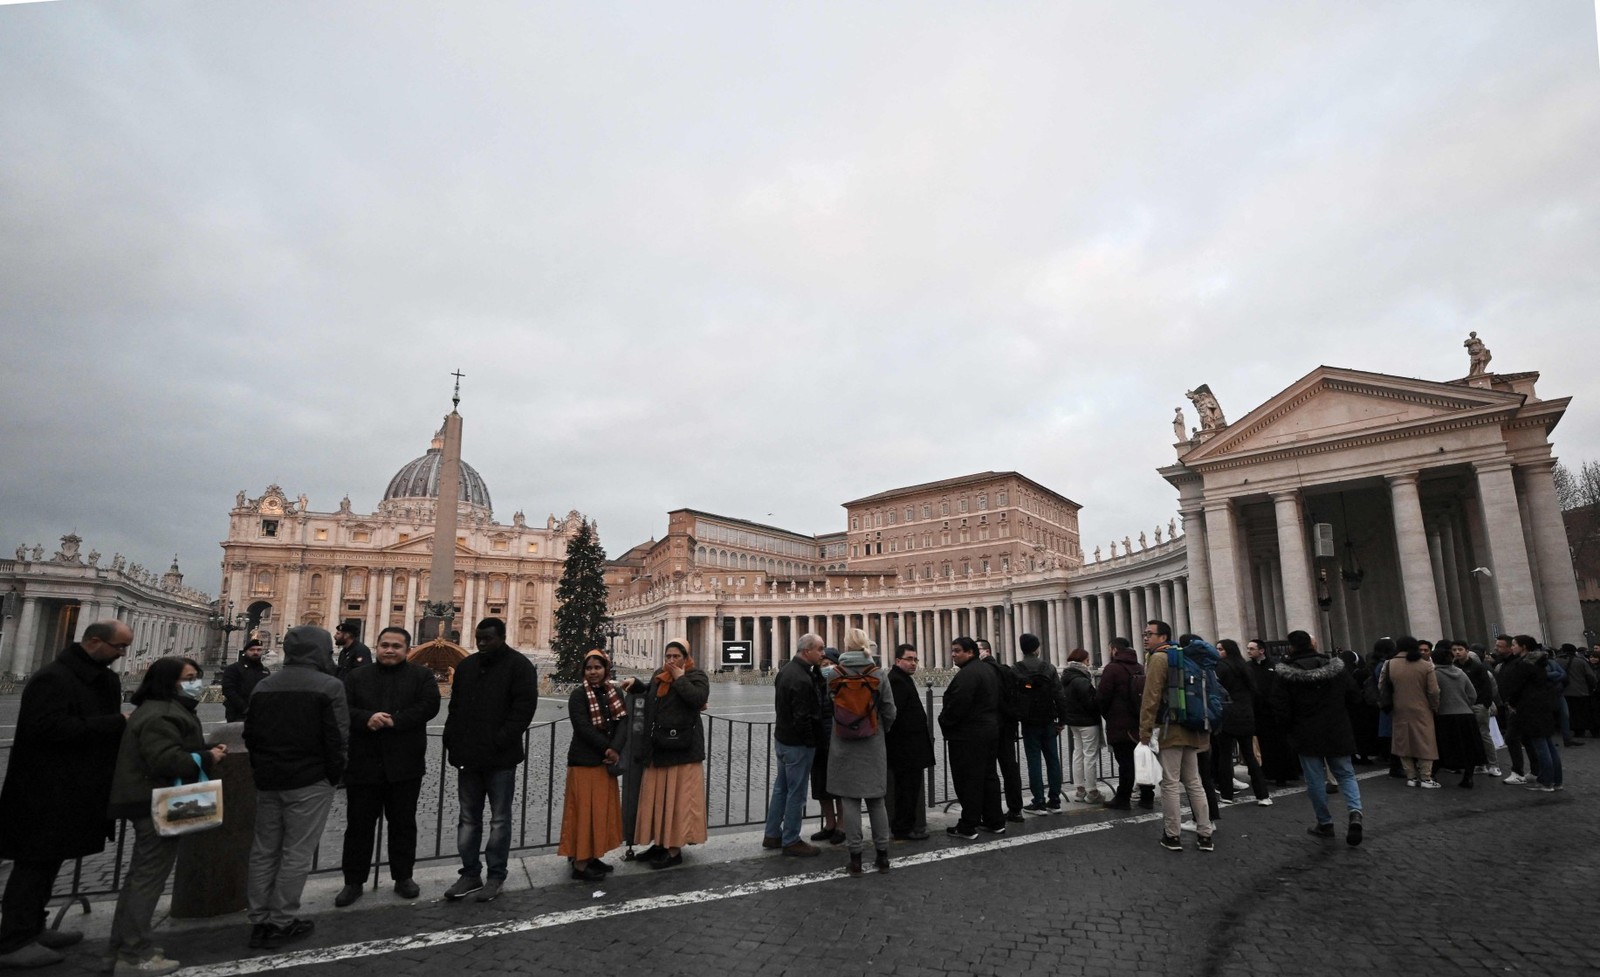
[
  {"xmin": 249, "ymin": 919, "xmax": 314, "ymax": 950},
  {"xmin": 394, "ymin": 879, "xmax": 420, "ymax": 899},
  {"xmin": 947, "ymin": 825, "xmax": 979, "ymax": 840},
  {"xmin": 1307, "ymin": 823, "xmax": 1336, "ymax": 839},
  {"xmin": 571, "ymin": 862, "xmax": 607, "ymax": 882},
  {"xmin": 1159, "ymin": 834, "xmax": 1182, "ymax": 852},
  {"xmin": 646, "ymin": 851, "xmax": 683, "ymax": 870},
  {"xmin": 1347, "ymin": 811, "xmax": 1364, "ymax": 847},
  {"xmin": 334, "ymin": 884, "xmax": 363, "ymax": 908},
  {"xmin": 874, "ymin": 850, "xmax": 890, "ymax": 872}
]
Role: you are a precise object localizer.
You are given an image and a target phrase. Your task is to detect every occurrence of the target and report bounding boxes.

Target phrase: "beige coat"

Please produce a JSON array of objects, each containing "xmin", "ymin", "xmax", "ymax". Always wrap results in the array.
[{"xmin": 1386, "ymin": 656, "xmax": 1440, "ymax": 759}]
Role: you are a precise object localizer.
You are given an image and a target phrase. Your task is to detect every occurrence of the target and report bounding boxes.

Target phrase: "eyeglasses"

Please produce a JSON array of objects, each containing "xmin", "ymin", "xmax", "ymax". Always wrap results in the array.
[
  {"xmin": 108, "ymin": 642, "xmax": 132, "ymax": 650},
  {"xmin": 1141, "ymin": 631, "xmax": 1160, "ymax": 638},
  {"xmin": 898, "ymin": 655, "xmax": 918, "ymax": 662}
]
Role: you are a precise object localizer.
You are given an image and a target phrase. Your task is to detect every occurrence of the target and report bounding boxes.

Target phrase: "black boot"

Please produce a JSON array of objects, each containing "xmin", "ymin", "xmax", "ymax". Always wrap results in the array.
[
  {"xmin": 846, "ymin": 853, "xmax": 864, "ymax": 877},
  {"xmin": 874, "ymin": 850, "xmax": 890, "ymax": 872}
]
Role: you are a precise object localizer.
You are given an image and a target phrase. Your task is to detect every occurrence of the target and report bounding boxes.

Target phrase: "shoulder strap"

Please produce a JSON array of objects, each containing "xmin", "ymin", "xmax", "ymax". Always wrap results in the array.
[{"xmin": 175, "ymin": 752, "xmax": 208, "ymax": 787}]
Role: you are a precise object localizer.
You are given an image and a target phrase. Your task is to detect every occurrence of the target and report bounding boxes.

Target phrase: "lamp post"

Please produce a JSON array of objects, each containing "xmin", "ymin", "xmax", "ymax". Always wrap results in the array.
[
  {"xmin": 601, "ymin": 620, "xmax": 626, "ymax": 663},
  {"xmin": 209, "ymin": 601, "xmax": 248, "ymax": 667}
]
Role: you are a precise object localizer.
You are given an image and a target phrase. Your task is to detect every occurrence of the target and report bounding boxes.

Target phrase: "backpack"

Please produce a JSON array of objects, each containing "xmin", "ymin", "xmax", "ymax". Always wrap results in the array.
[
  {"xmin": 1016, "ymin": 668, "xmax": 1057, "ymax": 725},
  {"xmin": 829, "ymin": 665, "xmax": 881, "ymax": 740},
  {"xmin": 1161, "ymin": 643, "xmax": 1227, "ymax": 732},
  {"xmin": 1545, "ymin": 657, "xmax": 1568, "ymax": 692},
  {"xmin": 990, "ymin": 658, "xmax": 1025, "ymax": 723}
]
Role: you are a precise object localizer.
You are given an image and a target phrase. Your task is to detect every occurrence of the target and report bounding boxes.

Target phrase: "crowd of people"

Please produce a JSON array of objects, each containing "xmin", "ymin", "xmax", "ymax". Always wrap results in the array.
[{"xmin": 0, "ymin": 614, "xmax": 1585, "ymax": 970}]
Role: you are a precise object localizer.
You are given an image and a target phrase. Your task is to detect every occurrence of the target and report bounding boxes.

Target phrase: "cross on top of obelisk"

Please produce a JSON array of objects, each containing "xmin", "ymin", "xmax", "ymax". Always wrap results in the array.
[{"xmin": 450, "ymin": 369, "xmax": 464, "ymax": 409}]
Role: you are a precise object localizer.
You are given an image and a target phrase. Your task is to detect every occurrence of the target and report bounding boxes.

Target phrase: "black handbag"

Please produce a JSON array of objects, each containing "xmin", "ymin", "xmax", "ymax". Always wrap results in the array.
[{"xmin": 651, "ymin": 720, "xmax": 695, "ymax": 750}]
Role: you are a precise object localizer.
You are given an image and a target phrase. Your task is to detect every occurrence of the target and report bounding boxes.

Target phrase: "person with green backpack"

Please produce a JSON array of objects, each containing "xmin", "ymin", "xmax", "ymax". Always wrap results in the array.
[{"xmin": 1137, "ymin": 620, "xmax": 1218, "ymax": 853}]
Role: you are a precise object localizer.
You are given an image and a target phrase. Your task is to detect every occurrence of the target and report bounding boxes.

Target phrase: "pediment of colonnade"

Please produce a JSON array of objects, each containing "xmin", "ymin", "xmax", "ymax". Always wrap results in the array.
[{"xmin": 1174, "ymin": 367, "xmax": 1544, "ymax": 470}]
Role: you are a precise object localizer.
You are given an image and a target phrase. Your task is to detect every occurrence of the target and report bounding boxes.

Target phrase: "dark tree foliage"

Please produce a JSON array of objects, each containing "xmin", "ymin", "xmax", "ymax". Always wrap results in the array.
[{"xmin": 552, "ymin": 518, "xmax": 610, "ymax": 682}]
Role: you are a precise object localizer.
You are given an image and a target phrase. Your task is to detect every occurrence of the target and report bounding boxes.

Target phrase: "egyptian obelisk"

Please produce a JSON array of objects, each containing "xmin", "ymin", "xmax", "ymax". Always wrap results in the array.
[{"xmin": 420, "ymin": 372, "xmax": 465, "ymax": 643}]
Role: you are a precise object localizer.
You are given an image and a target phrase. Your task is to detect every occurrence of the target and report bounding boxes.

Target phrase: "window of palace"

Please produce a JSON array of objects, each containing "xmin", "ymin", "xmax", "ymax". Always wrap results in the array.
[
  {"xmin": 352, "ymin": 530, "xmax": 371, "ymax": 543},
  {"xmin": 492, "ymin": 539, "xmax": 508, "ymax": 551},
  {"xmin": 852, "ymin": 517, "xmax": 860, "ymax": 530},
  {"xmin": 977, "ymin": 494, "xmax": 987, "ymax": 510},
  {"xmin": 998, "ymin": 491, "xmax": 1008, "ymax": 506},
  {"xmin": 315, "ymin": 528, "xmax": 328, "ymax": 540},
  {"xmin": 1001, "ymin": 557, "xmax": 1010, "ymax": 572},
  {"xmin": 921, "ymin": 504, "xmax": 931, "ymax": 519},
  {"xmin": 261, "ymin": 519, "xmax": 278, "ymax": 537},
  {"xmin": 940, "ymin": 500, "xmax": 950, "ymax": 516},
  {"xmin": 959, "ymin": 498, "xmax": 969, "ymax": 513},
  {"xmin": 905, "ymin": 506, "xmax": 914, "ymax": 521},
  {"xmin": 398, "ymin": 533, "xmax": 410, "ymax": 543},
  {"xmin": 527, "ymin": 543, "xmax": 538, "ymax": 553},
  {"xmin": 309, "ymin": 574, "xmax": 323, "ymax": 595}
]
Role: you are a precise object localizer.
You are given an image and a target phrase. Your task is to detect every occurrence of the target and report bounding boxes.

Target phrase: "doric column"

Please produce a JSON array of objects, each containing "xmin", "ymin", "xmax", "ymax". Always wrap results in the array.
[
  {"xmin": 1425, "ymin": 523, "xmax": 1452, "ymax": 637},
  {"xmin": 1097, "ymin": 593, "xmax": 1114, "ymax": 665},
  {"xmin": 1437, "ymin": 516, "xmax": 1467, "ymax": 638},
  {"xmin": 404, "ymin": 572, "xmax": 420, "ymax": 636},
  {"xmin": 1472, "ymin": 461, "xmax": 1539, "ymax": 636},
  {"xmin": 1181, "ymin": 508, "xmax": 1216, "ymax": 640},
  {"xmin": 1520, "ymin": 459, "xmax": 1586, "ymax": 643},
  {"xmin": 1202, "ymin": 501, "xmax": 1244, "ymax": 641},
  {"xmin": 1272, "ymin": 490, "xmax": 1317, "ymax": 639},
  {"xmin": 328, "ymin": 567, "xmax": 345, "ymax": 621},
  {"xmin": 1386, "ymin": 473, "xmax": 1444, "ymax": 639}
]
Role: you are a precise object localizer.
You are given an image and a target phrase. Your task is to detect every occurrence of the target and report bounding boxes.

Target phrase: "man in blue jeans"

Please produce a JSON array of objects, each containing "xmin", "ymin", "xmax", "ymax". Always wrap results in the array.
[
  {"xmin": 442, "ymin": 618, "xmax": 539, "ymax": 902},
  {"xmin": 763, "ymin": 633, "xmax": 826, "ymax": 856},
  {"xmin": 1271, "ymin": 629, "xmax": 1364, "ymax": 846},
  {"xmin": 1012, "ymin": 633, "xmax": 1069, "ymax": 813}
]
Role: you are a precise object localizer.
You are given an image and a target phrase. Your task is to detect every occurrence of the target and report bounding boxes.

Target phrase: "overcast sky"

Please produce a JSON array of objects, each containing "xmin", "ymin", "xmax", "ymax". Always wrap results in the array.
[{"xmin": 2, "ymin": 1, "xmax": 1597, "ymax": 595}]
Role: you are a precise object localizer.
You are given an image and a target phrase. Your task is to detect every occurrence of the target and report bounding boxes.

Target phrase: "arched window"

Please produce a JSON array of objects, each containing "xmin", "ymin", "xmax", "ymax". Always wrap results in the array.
[{"xmin": 309, "ymin": 573, "xmax": 323, "ymax": 596}]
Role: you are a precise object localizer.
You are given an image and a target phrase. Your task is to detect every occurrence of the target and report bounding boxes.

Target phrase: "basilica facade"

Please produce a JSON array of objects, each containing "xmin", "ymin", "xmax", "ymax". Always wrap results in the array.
[{"xmin": 219, "ymin": 427, "xmax": 585, "ymax": 658}]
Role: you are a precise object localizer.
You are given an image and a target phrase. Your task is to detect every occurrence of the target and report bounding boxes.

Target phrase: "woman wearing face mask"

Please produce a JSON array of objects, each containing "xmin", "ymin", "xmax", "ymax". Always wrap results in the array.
[
  {"xmin": 106, "ymin": 657, "xmax": 225, "ymax": 976},
  {"xmin": 559, "ymin": 651, "xmax": 627, "ymax": 882}
]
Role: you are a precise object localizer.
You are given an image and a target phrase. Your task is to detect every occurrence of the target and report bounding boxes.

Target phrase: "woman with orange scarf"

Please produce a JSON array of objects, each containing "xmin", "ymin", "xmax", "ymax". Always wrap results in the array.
[
  {"xmin": 559, "ymin": 651, "xmax": 627, "ymax": 882},
  {"xmin": 623, "ymin": 640, "xmax": 709, "ymax": 869}
]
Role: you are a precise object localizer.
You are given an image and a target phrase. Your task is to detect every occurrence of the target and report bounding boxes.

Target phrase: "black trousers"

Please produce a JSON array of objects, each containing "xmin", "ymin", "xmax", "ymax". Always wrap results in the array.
[
  {"xmin": 1211, "ymin": 731, "xmax": 1266, "ymax": 800},
  {"xmin": 341, "ymin": 778, "xmax": 423, "ymax": 885},
  {"xmin": 1109, "ymin": 740, "xmax": 1136, "ymax": 805},
  {"xmin": 996, "ymin": 735, "xmax": 1023, "ymax": 815},
  {"xmin": 886, "ymin": 765, "xmax": 927, "ymax": 836},
  {"xmin": 0, "ymin": 858, "xmax": 64, "ymax": 953},
  {"xmin": 949, "ymin": 738, "xmax": 1004, "ymax": 832}
]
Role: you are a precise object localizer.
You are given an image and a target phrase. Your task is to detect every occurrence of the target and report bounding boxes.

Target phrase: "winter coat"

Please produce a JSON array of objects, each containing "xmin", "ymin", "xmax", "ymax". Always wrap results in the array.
[
  {"xmin": 220, "ymin": 655, "xmax": 270, "ymax": 722},
  {"xmin": 566, "ymin": 683, "xmax": 628, "ymax": 767},
  {"xmin": 245, "ymin": 650, "xmax": 350, "ymax": 791},
  {"xmin": 335, "ymin": 640, "xmax": 373, "ymax": 680},
  {"xmin": 345, "ymin": 660, "xmax": 441, "ymax": 784},
  {"xmin": 1096, "ymin": 647, "xmax": 1144, "ymax": 744},
  {"xmin": 1215, "ymin": 653, "xmax": 1259, "ymax": 736},
  {"xmin": 1012, "ymin": 655, "xmax": 1068, "ymax": 727},
  {"xmin": 939, "ymin": 656, "xmax": 1000, "ymax": 743},
  {"xmin": 1385, "ymin": 655, "xmax": 1440, "ymax": 759},
  {"xmin": 1557, "ymin": 649, "xmax": 1596, "ymax": 698},
  {"xmin": 108, "ymin": 697, "xmax": 212, "ymax": 820},
  {"xmin": 1498, "ymin": 650, "xmax": 1561, "ymax": 738},
  {"xmin": 885, "ymin": 664, "xmax": 935, "ymax": 771},
  {"xmin": 443, "ymin": 645, "xmax": 539, "ymax": 771},
  {"xmin": 826, "ymin": 653, "xmax": 897, "ymax": 798},
  {"xmin": 1059, "ymin": 663, "xmax": 1100, "ymax": 727},
  {"xmin": 1459, "ymin": 654, "xmax": 1495, "ymax": 708},
  {"xmin": 1434, "ymin": 665, "xmax": 1477, "ymax": 716},
  {"xmin": 0, "ymin": 644, "xmax": 125, "ymax": 860},
  {"xmin": 1271, "ymin": 650, "xmax": 1358, "ymax": 758},
  {"xmin": 982, "ymin": 657, "xmax": 1021, "ymax": 742},
  {"xmin": 633, "ymin": 666, "xmax": 710, "ymax": 767},
  {"xmin": 773, "ymin": 656, "xmax": 825, "ymax": 748}
]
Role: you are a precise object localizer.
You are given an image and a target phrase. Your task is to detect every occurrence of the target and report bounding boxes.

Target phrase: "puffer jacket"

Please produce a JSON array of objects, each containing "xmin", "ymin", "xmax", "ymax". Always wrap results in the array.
[
  {"xmin": 109, "ymin": 697, "xmax": 212, "ymax": 820},
  {"xmin": 1059, "ymin": 663, "xmax": 1099, "ymax": 727},
  {"xmin": 1271, "ymin": 650, "xmax": 1357, "ymax": 758}
]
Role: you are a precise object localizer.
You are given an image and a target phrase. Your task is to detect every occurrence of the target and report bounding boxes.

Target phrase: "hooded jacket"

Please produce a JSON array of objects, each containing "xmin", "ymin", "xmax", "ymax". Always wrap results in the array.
[
  {"xmin": 220, "ymin": 651, "xmax": 269, "ymax": 722},
  {"xmin": 443, "ymin": 641, "xmax": 540, "ymax": 770},
  {"xmin": 1059, "ymin": 662, "xmax": 1100, "ymax": 727},
  {"xmin": 1497, "ymin": 649, "xmax": 1561, "ymax": 738},
  {"xmin": 243, "ymin": 626, "xmax": 350, "ymax": 790},
  {"xmin": 1270, "ymin": 650, "xmax": 1357, "ymax": 758}
]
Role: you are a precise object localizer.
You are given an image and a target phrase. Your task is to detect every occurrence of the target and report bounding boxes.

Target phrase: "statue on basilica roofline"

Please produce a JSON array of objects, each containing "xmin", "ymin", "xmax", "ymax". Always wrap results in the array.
[
  {"xmin": 14, "ymin": 544, "xmax": 25, "ymax": 562},
  {"xmin": 1172, "ymin": 407, "xmax": 1187, "ymax": 442},
  {"xmin": 1154, "ymin": 525, "xmax": 1164, "ymax": 544},
  {"xmin": 1464, "ymin": 331, "xmax": 1492, "ymax": 377},
  {"xmin": 1185, "ymin": 385, "xmax": 1227, "ymax": 430}
]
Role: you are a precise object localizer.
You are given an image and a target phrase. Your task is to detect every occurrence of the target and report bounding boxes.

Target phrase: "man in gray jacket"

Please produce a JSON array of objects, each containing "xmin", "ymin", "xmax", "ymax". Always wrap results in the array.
[{"xmin": 242, "ymin": 626, "xmax": 349, "ymax": 951}]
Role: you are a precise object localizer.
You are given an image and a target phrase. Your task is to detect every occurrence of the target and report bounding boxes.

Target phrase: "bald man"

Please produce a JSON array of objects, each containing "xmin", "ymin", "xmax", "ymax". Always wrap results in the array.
[{"xmin": 0, "ymin": 620, "xmax": 129, "ymax": 967}]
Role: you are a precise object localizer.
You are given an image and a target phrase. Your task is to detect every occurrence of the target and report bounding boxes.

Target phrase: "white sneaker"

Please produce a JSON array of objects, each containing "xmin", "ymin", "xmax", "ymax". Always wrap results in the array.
[
  {"xmin": 1180, "ymin": 820, "xmax": 1197, "ymax": 833},
  {"xmin": 1256, "ymin": 796, "xmax": 1274, "ymax": 807},
  {"xmin": 1418, "ymin": 780, "xmax": 1442, "ymax": 789},
  {"xmin": 1503, "ymin": 773, "xmax": 1526, "ymax": 785},
  {"xmin": 114, "ymin": 954, "xmax": 180, "ymax": 977},
  {"xmin": 1232, "ymin": 779, "xmax": 1250, "ymax": 791},
  {"xmin": 1485, "ymin": 766, "xmax": 1503, "ymax": 777},
  {"xmin": 1406, "ymin": 779, "xmax": 1419, "ymax": 787}
]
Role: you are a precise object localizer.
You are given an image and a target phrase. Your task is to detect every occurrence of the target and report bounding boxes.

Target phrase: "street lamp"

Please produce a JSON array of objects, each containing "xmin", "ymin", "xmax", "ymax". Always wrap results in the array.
[
  {"xmin": 209, "ymin": 601, "xmax": 248, "ymax": 667},
  {"xmin": 601, "ymin": 620, "xmax": 626, "ymax": 660}
]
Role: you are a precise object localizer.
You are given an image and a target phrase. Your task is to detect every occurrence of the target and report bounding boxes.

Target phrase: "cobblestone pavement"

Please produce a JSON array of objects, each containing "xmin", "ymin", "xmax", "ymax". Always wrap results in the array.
[{"xmin": 30, "ymin": 742, "xmax": 1600, "ymax": 977}]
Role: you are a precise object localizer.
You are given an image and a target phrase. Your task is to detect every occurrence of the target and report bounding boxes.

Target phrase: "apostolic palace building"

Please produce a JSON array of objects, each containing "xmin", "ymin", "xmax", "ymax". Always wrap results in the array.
[{"xmin": 603, "ymin": 337, "xmax": 1584, "ymax": 672}]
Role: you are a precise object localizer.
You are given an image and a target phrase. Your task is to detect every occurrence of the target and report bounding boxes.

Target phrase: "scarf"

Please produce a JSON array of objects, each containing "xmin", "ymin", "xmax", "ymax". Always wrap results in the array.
[
  {"xmin": 582, "ymin": 651, "xmax": 626, "ymax": 727},
  {"xmin": 655, "ymin": 651, "xmax": 695, "ymax": 697}
]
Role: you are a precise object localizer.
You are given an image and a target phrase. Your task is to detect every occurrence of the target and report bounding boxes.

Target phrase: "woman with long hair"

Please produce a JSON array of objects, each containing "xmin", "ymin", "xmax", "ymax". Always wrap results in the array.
[
  {"xmin": 559, "ymin": 651, "xmax": 627, "ymax": 881},
  {"xmin": 625, "ymin": 641, "xmax": 709, "ymax": 869},
  {"xmin": 827, "ymin": 629, "xmax": 897, "ymax": 875},
  {"xmin": 106, "ymin": 657, "xmax": 225, "ymax": 976}
]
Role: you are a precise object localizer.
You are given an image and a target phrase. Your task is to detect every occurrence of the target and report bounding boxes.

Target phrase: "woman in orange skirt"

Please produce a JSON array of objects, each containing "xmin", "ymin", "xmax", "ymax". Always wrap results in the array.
[
  {"xmin": 626, "ymin": 640, "xmax": 709, "ymax": 870},
  {"xmin": 559, "ymin": 651, "xmax": 627, "ymax": 882}
]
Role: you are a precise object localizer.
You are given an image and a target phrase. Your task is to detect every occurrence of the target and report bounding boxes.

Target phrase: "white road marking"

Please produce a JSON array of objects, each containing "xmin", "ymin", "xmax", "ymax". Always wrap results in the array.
[{"xmin": 177, "ymin": 771, "xmax": 1385, "ymax": 977}]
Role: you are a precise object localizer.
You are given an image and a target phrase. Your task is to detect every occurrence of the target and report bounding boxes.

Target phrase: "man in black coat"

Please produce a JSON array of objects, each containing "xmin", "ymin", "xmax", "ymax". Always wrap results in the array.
[
  {"xmin": 886, "ymin": 644, "xmax": 935, "ymax": 840},
  {"xmin": 220, "ymin": 638, "xmax": 270, "ymax": 722},
  {"xmin": 441, "ymin": 617, "xmax": 538, "ymax": 903},
  {"xmin": 977, "ymin": 639, "xmax": 1024, "ymax": 822},
  {"xmin": 335, "ymin": 627, "xmax": 441, "ymax": 907},
  {"xmin": 939, "ymin": 637, "xmax": 1003, "ymax": 839},
  {"xmin": 333, "ymin": 621, "xmax": 372, "ymax": 680},
  {"xmin": 0, "ymin": 621, "xmax": 128, "ymax": 967},
  {"xmin": 1271, "ymin": 630, "xmax": 1364, "ymax": 846},
  {"xmin": 761, "ymin": 633, "xmax": 825, "ymax": 856}
]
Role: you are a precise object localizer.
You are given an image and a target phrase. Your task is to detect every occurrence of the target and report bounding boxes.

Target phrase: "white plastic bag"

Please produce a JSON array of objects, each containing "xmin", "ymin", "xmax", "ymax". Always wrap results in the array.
[{"xmin": 1134, "ymin": 742, "xmax": 1161, "ymax": 787}]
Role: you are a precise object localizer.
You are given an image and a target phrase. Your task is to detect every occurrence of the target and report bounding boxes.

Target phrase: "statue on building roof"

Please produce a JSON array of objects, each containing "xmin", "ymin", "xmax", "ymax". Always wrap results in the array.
[
  {"xmin": 15, "ymin": 544, "xmax": 25, "ymax": 562},
  {"xmin": 1169, "ymin": 517, "xmax": 1178, "ymax": 538},
  {"xmin": 1185, "ymin": 385, "xmax": 1227, "ymax": 430},
  {"xmin": 236, "ymin": 490, "xmax": 247, "ymax": 508},
  {"xmin": 87, "ymin": 549, "xmax": 100, "ymax": 567},
  {"xmin": 1123, "ymin": 535, "xmax": 1132, "ymax": 555},
  {"xmin": 1172, "ymin": 407, "xmax": 1187, "ymax": 442},
  {"xmin": 1154, "ymin": 525, "xmax": 1164, "ymax": 544},
  {"xmin": 1464, "ymin": 331, "xmax": 1492, "ymax": 376},
  {"xmin": 1093, "ymin": 545, "xmax": 1101, "ymax": 562},
  {"xmin": 512, "ymin": 510, "xmax": 526, "ymax": 528},
  {"xmin": 1139, "ymin": 531, "xmax": 1148, "ymax": 550},
  {"xmin": 30, "ymin": 544, "xmax": 43, "ymax": 561},
  {"xmin": 339, "ymin": 495, "xmax": 352, "ymax": 515}
]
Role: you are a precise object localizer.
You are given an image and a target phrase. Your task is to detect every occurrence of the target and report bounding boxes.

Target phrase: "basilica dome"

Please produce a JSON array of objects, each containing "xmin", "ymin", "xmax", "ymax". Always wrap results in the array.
[{"xmin": 382, "ymin": 431, "xmax": 493, "ymax": 514}]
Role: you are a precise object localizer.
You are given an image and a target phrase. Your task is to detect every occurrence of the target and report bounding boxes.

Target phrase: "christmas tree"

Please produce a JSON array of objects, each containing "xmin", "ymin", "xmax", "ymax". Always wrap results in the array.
[{"xmin": 552, "ymin": 517, "xmax": 610, "ymax": 682}]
